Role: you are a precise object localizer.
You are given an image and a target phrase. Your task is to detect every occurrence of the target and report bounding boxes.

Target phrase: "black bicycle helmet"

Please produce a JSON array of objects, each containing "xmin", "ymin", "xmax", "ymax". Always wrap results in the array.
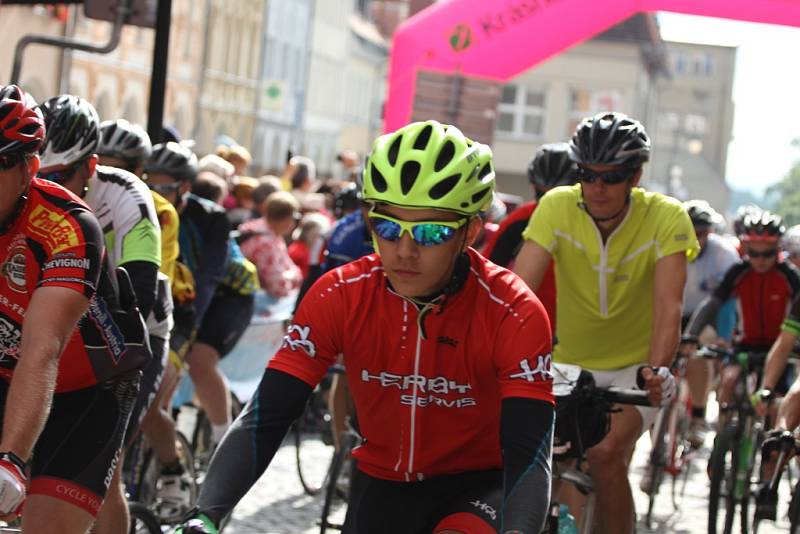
[
  {"xmin": 0, "ymin": 85, "xmax": 45, "ymax": 157},
  {"xmin": 527, "ymin": 142, "xmax": 578, "ymax": 191},
  {"xmin": 39, "ymin": 94, "xmax": 100, "ymax": 169},
  {"xmin": 739, "ymin": 209, "xmax": 785, "ymax": 242},
  {"xmin": 683, "ymin": 199, "xmax": 721, "ymax": 228},
  {"xmin": 98, "ymin": 119, "xmax": 152, "ymax": 168},
  {"xmin": 334, "ymin": 182, "xmax": 362, "ymax": 218},
  {"xmin": 569, "ymin": 111, "xmax": 650, "ymax": 167},
  {"xmin": 144, "ymin": 142, "xmax": 198, "ymax": 183}
]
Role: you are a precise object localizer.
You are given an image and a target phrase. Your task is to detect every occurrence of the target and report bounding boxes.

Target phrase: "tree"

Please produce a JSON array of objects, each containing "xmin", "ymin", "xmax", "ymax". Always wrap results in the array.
[{"xmin": 765, "ymin": 139, "xmax": 800, "ymax": 227}]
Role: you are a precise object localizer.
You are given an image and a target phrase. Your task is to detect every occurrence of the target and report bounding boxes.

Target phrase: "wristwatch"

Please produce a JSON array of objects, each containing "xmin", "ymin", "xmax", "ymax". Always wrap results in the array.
[{"xmin": 0, "ymin": 451, "xmax": 27, "ymax": 473}]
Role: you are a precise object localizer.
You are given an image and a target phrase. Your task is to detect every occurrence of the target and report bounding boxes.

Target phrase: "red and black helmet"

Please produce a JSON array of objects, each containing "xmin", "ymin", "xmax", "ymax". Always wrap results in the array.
[
  {"xmin": 0, "ymin": 85, "xmax": 45, "ymax": 157},
  {"xmin": 739, "ymin": 209, "xmax": 785, "ymax": 242}
]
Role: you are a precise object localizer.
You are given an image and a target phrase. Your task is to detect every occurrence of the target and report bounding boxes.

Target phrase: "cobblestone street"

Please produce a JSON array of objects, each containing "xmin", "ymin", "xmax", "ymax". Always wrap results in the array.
[{"xmin": 222, "ymin": 428, "xmax": 794, "ymax": 533}]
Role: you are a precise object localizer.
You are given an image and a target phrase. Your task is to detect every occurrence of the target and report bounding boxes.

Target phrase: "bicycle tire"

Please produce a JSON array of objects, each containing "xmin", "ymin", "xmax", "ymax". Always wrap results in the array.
[
  {"xmin": 319, "ymin": 434, "xmax": 354, "ymax": 534},
  {"xmin": 709, "ymin": 425, "xmax": 739, "ymax": 534},
  {"xmin": 128, "ymin": 501, "xmax": 162, "ymax": 534},
  {"xmin": 295, "ymin": 389, "xmax": 335, "ymax": 496},
  {"xmin": 192, "ymin": 392, "xmax": 244, "ymax": 476},
  {"xmin": 175, "ymin": 430, "xmax": 199, "ymax": 513},
  {"xmin": 645, "ymin": 405, "xmax": 671, "ymax": 528},
  {"xmin": 739, "ymin": 441, "xmax": 758, "ymax": 534},
  {"xmin": 670, "ymin": 399, "xmax": 693, "ymax": 510},
  {"xmin": 789, "ymin": 477, "xmax": 800, "ymax": 534}
]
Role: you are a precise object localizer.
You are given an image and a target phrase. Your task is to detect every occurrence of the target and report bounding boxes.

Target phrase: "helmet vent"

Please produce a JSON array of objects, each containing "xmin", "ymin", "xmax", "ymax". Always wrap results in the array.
[
  {"xmin": 388, "ymin": 135, "xmax": 402, "ymax": 166},
  {"xmin": 20, "ymin": 123, "xmax": 38, "ymax": 135},
  {"xmin": 370, "ymin": 163, "xmax": 388, "ymax": 193},
  {"xmin": 400, "ymin": 160, "xmax": 420, "ymax": 195},
  {"xmin": 429, "ymin": 173, "xmax": 460, "ymax": 200},
  {"xmin": 477, "ymin": 162, "xmax": 492, "ymax": 181},
  {"xmin": 471, "ymin": 187, "xmax": 491, "ymax": 205},
  {"xmin": 434, "ymin": 140, "xmax": 455, "ymax": 172},
  {"xmin": 413, "ymin": 124, "xmax": 432, "ymax": 150}
]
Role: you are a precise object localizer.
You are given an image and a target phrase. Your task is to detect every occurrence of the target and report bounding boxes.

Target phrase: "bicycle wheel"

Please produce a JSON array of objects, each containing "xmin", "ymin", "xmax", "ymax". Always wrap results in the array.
[
  {"xmin": 790, "ymin": 477, "xmax": 800, "ymax": 534},
  {"xmin": 192, "ymin": 392, "xmax": 244, "ymax": 476},
  {"xmin": 645, "ymin": 405, "xmax": 671, "ymax": 528},
  {"xmin": 739, "ymin": 442, "xmax": 760, "ymax": 534},
  {"xmin": 175, "ymin": 430, "xmax": 199, "ymax": 511},
  {"xmin": 320, "ymin": 433, "xmax": 354, "ymax": 534},
  {"xmin": 709, "ymin": 425, "xmax": 739, "ymax": 534},
  {"xmin": 296, "ymin": 391, "xmax": 335, "ymax": 496},
  {"xmin": 128, "ymin": 501, "xmax": 162, "ymax": 534},
  {"xmin": 670, "ymin": 399, "xmax": 693, "ymax": 509}
]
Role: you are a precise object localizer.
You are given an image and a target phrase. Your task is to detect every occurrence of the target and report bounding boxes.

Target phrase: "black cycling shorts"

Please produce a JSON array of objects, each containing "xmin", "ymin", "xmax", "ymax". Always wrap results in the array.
[
  {"xmin": 0, "ymin": 377, "xmax": 138, "ymax": 517},
  {"xmin": 196, "ymin": 287, "xmax": 254, "ymax": 358},
  {"xmin": 124, "ymin": 334, "xmax": 168, "ymax": 448},
  {"xmin": 343, "ymin": 468, "xmax": 502, "ymax": 534}
]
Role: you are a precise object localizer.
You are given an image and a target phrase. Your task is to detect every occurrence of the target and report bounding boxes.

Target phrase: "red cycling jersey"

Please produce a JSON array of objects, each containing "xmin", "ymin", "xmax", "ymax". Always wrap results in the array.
[
  {"xmin": 269, "ymin": 248, "xmax": 553, "ymax": 482},
  {"xmin": 481, "ymin": 201, "xmax": 556, "ymax": 327},
  {"xmin": 0, "ymin": 178, "xmax": 105, "ymax": 392},
  {"xmin": 712, "ymin": 260, "xmax": 800, "ymax": 348}
]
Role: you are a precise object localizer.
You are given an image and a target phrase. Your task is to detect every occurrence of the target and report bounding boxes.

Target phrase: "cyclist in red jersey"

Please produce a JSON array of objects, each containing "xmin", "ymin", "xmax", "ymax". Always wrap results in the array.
[
  {"xmin": 684, "ymin": 209, "xmax": 800, "ymax": 411},
  {"xmin": 175, "ymin": 120, "xmax": 555, "ymax": 534},
  {"xmin": 0, "ymin": 85, "xmax": 142, "ymax": 532},
  {"xmin": 482, "ymin": 142, "xmax": 577, "ymax": 326}
]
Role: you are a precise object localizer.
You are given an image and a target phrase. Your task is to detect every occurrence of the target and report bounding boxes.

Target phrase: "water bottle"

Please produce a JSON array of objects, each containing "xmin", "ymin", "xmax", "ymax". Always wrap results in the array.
[{"xmin": 558, "ymin": 504, "xmax": 578, "ymax": 534}]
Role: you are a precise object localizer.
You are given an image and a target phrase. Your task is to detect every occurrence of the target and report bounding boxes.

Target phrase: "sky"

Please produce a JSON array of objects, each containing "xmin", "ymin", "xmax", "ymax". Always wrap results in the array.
[{"xmin": 657, "ymin": 13, "xmax": 800, "ymax": 196}]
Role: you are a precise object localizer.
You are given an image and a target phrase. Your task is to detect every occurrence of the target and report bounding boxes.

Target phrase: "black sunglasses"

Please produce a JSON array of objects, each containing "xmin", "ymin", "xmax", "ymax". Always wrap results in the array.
[
  {"xmin": 746, "ymin": 248, "xmax": 777, "ymax": 259},
  {"xmin": 0, "ymin": 153, "xmax": 23, "ymax": 172},
  {"xmin": 577, "ymin": 166, "xmax": 638, "ymax": 185}
]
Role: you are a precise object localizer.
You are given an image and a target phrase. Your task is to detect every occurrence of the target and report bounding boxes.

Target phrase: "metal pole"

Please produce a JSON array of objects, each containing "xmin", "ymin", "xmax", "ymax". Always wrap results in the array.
[
  {"xmin": 11, "ymin": 0, "xmax": 129, "ymax": 85},
  {"xmin": 147, "ymin": 0, "xmax": 172, "ymax": 144}
]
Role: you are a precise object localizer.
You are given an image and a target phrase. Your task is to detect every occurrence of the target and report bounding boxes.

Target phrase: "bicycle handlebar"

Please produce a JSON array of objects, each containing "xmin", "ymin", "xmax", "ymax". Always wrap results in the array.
[{"xmin": 600, "ymin": 387, "xmax": 653, "ymax": 407}]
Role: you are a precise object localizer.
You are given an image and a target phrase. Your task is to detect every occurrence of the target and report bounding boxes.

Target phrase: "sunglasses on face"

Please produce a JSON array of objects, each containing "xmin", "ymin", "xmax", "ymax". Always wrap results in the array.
[
  {"xmin": 147, "ymin": 181, "xmax": 182, "ymax": 194},
  {"xmin": 39, "ymin": 164, "xmax": 79, "ymax": 184},
  {"xmin": 577, "ymin": 166, "xmax": 637, "ymax": 185},
  {"xmin": 746, "ymin": 248, "xmax": 777, "ymax": 259},
  {"xmin": 368, "ymin": 210, "xmax": 467, "ymax": 247},
  {"xmin": 0, "ymin": 154, "xmax": 23, "ymax": 172}
]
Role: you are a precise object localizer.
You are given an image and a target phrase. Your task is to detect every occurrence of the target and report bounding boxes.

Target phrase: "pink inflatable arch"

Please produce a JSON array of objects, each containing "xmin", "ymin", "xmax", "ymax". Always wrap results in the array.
[{"xmin": 384, "ymin": 0, "xmax": 800, "ymax": 132}]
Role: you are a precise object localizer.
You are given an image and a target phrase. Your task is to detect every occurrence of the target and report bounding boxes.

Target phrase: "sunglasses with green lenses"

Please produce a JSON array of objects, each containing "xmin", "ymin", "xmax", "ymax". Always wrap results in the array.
[{"xmin": 368, "ymin": 210, "xmax": 467, "ymax": 247}]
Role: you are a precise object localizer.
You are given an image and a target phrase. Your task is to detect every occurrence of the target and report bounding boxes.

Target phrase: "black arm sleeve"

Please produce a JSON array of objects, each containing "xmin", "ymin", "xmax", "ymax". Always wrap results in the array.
[
  {"xmin": 193, "ymin": 222, "xmax": 230, "ymax": 326},
  {"xmin": 500, "ymin": 397, "xmax": 554, "ymax": 534},
  {"xmin": 685, "ymin": 296, "xmax": 723, "ymax": 338},
  {"xmin": 196, "ymin": 368, "xmax": 313, "ymax": 526},
  {"xmin": 489, "ymin": 220, "xmax": 528, "ymax": 268},
  {"xmin": 685, "ymin": 262, "xmax": 747, "ymax": 338},
  {"xmin": 120, "ymin": 260, "xmax": 159, "ymax": 319}
]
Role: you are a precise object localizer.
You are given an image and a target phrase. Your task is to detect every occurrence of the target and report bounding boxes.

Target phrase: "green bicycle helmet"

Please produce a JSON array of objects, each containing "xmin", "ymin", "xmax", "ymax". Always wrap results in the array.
[{"xmin": 362, "ymin": 120, "xmax": 495, "ymax": 216}]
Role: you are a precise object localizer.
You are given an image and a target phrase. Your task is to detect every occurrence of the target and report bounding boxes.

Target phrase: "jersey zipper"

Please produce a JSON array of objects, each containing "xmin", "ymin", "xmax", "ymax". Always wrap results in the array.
[
  {"xmin": 387, "ymin": 287, "xmax": 427, "ymax": 480},
  {"xmin": 407, "ymin": 330, "xmax": 423, "ymax": 479},
  {"xmin": 590, "ymin": 207, "xmax": 632, "ymax": 317}
]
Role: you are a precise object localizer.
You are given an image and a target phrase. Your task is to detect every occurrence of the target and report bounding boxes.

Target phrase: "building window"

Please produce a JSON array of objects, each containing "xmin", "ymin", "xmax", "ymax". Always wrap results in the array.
[
  {"xmin": 568, "ymin": 88, "xmax": 621, "ymax": 135},
  {"xmin": 495, "ymin": 84, "xmax": 546, "ymax": 138},
  {"xmin": 684, "ymin": 113, "xmax": 707, "ymax": 136}
]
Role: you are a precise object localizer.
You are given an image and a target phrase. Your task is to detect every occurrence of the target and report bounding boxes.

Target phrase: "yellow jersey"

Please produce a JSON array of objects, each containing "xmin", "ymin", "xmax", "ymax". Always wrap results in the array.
[
  {"xmin": 522, "ymin": 185, "xmax": 699, "ymax": 370},
  {"xmin": 151, "ymin": 190, "xmax": 195, "ymax": 303}
]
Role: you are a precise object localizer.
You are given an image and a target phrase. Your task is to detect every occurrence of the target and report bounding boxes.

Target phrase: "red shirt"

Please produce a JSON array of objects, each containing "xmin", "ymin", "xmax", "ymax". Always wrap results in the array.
[
  {"xmin": 0, "ymin": 179, "xmax": 105, "ymax": 392},
  {"xmin": 269, "ymin": 248, "xmax": 553, "ymax": 482},
  {"xmin": 482, "ymin": 201, "xmax": 556, "ymax": 327},
  {"xmin": 712, "ymin": 260, "xmax": 800, "ymax": 348}
]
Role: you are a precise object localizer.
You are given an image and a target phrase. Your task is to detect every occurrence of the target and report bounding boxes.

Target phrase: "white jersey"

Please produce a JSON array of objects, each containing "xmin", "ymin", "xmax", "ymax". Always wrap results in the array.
[
  {"xmin": 683, "ymin": 232, "xmax": 740, "ymax": 316},
  {"xmin": 85, "ymin": 165, "xmax": 173, "ymax": 338}
]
